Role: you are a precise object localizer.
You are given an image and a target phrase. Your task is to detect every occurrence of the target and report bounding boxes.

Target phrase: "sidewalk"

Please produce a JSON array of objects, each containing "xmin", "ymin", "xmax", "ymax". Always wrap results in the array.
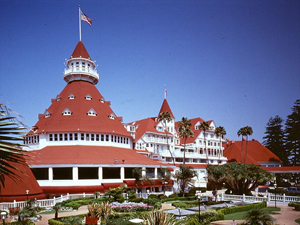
[{"xmin": 268, "ymin": 202, "xmax": 300, "ymax": 225}]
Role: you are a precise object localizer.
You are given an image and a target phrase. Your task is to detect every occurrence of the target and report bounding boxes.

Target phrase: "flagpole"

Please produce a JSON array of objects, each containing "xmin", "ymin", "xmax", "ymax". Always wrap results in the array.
[{"xmin": 79, "ymin": 5, "xmax": 82, "ymax": 41}]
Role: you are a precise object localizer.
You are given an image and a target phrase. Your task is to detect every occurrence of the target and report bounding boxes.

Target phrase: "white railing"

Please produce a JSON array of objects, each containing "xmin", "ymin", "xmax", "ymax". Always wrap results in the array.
[
  {"xmin": 0, "ymin": 193, "xmax": 96, "ymax": 211},
  {"xmin": 222, "ymin": 193, "xmax": 300, "ymax": 203}
]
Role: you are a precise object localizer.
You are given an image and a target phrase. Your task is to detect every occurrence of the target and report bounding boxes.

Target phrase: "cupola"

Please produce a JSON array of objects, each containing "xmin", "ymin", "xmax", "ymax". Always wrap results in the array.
[{"xmin": 63, "ymin": 41, "xmax": 99, "ymax": 85}]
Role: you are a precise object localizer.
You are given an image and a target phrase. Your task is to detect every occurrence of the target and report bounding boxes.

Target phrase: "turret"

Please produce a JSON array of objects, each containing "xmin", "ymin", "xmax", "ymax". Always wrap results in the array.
[{"xmin": 63, "ymin": 41, "xmax": 99, "ymax": 84}]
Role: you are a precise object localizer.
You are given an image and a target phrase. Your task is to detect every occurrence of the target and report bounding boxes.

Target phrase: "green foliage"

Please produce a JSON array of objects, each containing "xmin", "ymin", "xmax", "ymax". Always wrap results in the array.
[
  {"xmin": 181, "ymin": 209, "xmax": 224, "ymax": 225},
  {"xmin": 172, "ymin": 202, "xmax": 188, "ymax": 209},
  {"xmin": 48, "ymin": 219, "xmax": 65, "ymax": 225},
  {"xmin": 143, "ymin": 210, "xmax": 177, "ymax": 225},
  {"xmin": 65, "ymin": 202, "xmax": 81, "ymax": 210},
  {"xmin": 217, "ymin": 201, "xmax": 266, "ymax": 215},
  {"xmin": 173, "ymin": 165, "xmax": 197, "ymax": 196},
  {"xmin": 127, "ymin": 189, "xmax": 137, "ymax": 201},
  {"xmin": 87, "ymin": 202, "xmax": 112, "ymax": 222},
  {"xmin": 178, "ymin": 117, "xmax": 194, "ymax": 166},
  {"xmin": 243, "ymin": 208, "xmax": 274, "ymax": 225},
  {"xmin": 0, "ymin": 104, "xmax": 27, "ymax": 190},
  {"xmin": 105, "ymin": 185, "xmax": 126, "ymax": 203},
  {"xmin": 61, "ymin": 216, "xmax": 83, "ymax": 225},
  {"xmin": 288, "ymin": 202, "xmax": 300, "ymax": 207},
  {"xmin": 207, "ymin": 163, "xmax": 273, "ymax": 195}
]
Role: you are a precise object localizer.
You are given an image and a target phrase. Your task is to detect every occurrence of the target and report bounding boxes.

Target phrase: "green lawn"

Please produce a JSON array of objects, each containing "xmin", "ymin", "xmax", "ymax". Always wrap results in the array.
[
  {"xmin": 224, "ymin": 207, "xmax": 280, "ymax": 220},
  {"xmin": 295, "ymin": 218, "xmax": 300, "ymax": 224}
]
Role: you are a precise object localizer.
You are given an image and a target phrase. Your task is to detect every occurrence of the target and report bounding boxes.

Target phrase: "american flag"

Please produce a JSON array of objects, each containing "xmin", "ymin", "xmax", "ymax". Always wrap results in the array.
[{"xmin": 81, "ymin": 11, "xmax": 92, "ymax": 25}]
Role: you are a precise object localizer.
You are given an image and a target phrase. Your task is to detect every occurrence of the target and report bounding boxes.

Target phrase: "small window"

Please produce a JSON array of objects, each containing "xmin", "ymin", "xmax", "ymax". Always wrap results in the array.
[
  {"xmin": 44, "ymin": 110, "xmax": 51, "ymax": 118},
  {"xmin": 69, "ymin": 133, "xmax": 73, "ymax": 141},
  {"xmin": 68, "ymin": 93, "xmax": 75, "ymax": 99},
  {"xmin": 74, "ymin": 133, "xmax": 78, "ymax": 140},
  {"xmin": 81, "ymin": 133, "xmax": 84, "ymax": 141},
  {"xmin": 87, "ymin": 108, "xmax": 97, "ymax": 116},
  {"xmin": 49, "ymin": 134, "xmax": 53, "ymax": 141},
  {"xmin": 100, "ymin": 98, "xmax": 105, "ymax": 103},
  {"xmin": 56, "ymin": 95, "xmax": 61, "ymax": 101},
  {"xmin": 62, "ymin": 108, "xmax": 72, "ymax": 116},
  {"xmin": 109, "ymin": 113, "xmax": 116, "ymax": 120},
  {"xmin": 59, "ymin": 134, "xmax": 63, "ymax": 141},
  {"xmin": 85, "ymin": 94, "xmax": 92, "ymax": 100},
  {"xmin": 101, "ymin": 134, "xmax": 104, "ymax": 141}
]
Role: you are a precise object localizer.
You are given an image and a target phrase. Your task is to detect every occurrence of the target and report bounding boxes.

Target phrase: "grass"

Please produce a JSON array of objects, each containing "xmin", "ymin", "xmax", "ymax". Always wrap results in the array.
[
  {"xmin": 224, "ymin": 207, "xmax": 280, "ymax": 220},
  {"xmin": 295, "ymin": 218, "xmax": 300, "ymax": 224}
]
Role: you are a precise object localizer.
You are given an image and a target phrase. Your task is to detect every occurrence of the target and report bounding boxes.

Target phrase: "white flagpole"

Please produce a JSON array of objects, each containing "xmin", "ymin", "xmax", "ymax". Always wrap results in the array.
[{"xmin": 79, "ymin": 6, "xmax": 82, "ymax": 41}]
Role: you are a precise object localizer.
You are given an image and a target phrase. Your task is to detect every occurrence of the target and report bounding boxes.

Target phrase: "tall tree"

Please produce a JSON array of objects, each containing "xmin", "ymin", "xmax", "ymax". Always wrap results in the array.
[
  {"xmin": 158, "ymin": 111, "xmax": 175, "ymax": 166},
  {"xmin": 132, "ymin": 168, "xmax": 150, "ymax": 194},
  {"xmin": 199, "ymin": 121, "xmax": 210, "ymax": 164},
  {"xmin": 207, "ymin": 163, "xmax": 273, "ymax": 195},
  {"xmin": 178, "ymin": 117, "xmax": 193, "ymax": 166},
  {"xmin": 263, "ymin": 115, "xmax": 287, "ymax": 164},
  {"xmin": 0, "ymin": 103, "xmax": 27, "ymax": 190},
  {"xmin": 285, "ymin": 99, "xmax": 300, "ymax": 166},
  {"xmin": 214, "ymin": 126, "xmax": 226, "ymax": 165},
  {"xmin": 157, "ymin": 167, "xmax": 172, "ymax": 195},
  {"xmin": 237, "ymin": 127, "xmax": 246, "ymax": 163},
  {"xmin": 243, "ymin": 125, "xmax": 253, "ymax": 164},
  {"xmin": 173, "ymin": 165, "xmax": 197, "ymax": 197}
]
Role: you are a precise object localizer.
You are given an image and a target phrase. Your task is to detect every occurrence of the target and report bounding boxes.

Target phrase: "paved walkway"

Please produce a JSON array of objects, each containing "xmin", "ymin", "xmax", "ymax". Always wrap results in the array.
[{"xmin": 268, "ymin": 202, "xmax": 300, "ymax": 225}]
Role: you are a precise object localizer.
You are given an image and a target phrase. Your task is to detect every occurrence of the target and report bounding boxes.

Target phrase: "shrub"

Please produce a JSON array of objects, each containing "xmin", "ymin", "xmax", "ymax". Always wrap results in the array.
[
  {"xmin": 65, "ymin": 202, "xmax": 81, "ymax": 210},
  {"xmin": 182, "ymin": 209, "xmax": 224, "ymax": 225},
  {"xmin": 243, "ymin": 208, "xmax": 274, "ymax": 225},
  {"xmin": 130, "ymin": 197, "xmax": 143, "ymax": 203},
  {"xmin": 172, "ymin": 202, "xmax": 188, "ymax": 209},
  {"xmin": 217, "ymin": 201, "xmax": 267, "ymax": 215},
  {"xmin": 288, "ymin": 202, "xmax": 300, "ymax": 207},
  {"xmin": 48, "ymin": 219, "xmax": 65, "ymax": 225}
]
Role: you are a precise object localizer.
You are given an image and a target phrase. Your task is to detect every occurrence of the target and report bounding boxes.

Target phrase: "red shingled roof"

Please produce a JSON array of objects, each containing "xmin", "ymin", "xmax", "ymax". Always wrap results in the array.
[
  {"xmin": 70, "ymin": 41, "xmax": 92, "ymax": 60},
  {"xmin": 0, "ymin": 161, "xmax": 45, "ymax": 202},
  {"xmin": 26, "ymin": 145, "xmax": 164, "ymax": 166},
  {"xmin": 223, "ymin": 140, "xmax": 282, "ymax": 165},
  {"xmin": 28, "ymin": 81, "xmax": 131, "ymax": 137},
  {"xmin": 158, "ymin": 99, "xmax": 175, "ymax": 119}
]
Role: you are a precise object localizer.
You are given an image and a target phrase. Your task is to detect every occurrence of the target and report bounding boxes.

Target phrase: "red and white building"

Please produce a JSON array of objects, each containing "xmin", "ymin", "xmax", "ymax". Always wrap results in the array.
[{"xmin": 21, "ymin": 41, "xmax": 174, "ymax": 197}]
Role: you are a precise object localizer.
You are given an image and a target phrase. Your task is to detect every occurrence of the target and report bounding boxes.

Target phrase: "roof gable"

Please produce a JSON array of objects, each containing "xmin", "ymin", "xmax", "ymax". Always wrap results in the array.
[{"xmin": 158, "ymin": 99, "xmax": 175, "ymax": 119}]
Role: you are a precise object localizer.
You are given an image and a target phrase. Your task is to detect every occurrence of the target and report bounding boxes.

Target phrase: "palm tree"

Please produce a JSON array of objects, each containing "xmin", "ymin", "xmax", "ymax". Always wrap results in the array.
[
  {"xmin": 199, "ymin": 121, "xmax": 210, "ymax": 165},
  {"xmin": 0, "ymin": 103, "xmax": 27, "ymax": 190},
  {"xmin": 243, "ymin": 126, "xmax": 253, "ymax": 164},
  {"xmin": 214, "ymin": 126, "xmax": 226, "ymax": 165},
  {"xmin": 178, "ymin": 117, "xmax": 194, "ymax": 166},
  {"xmin": 158, "ymin": 111, "xmax": 175, "ymax": 166},
  {"xmin": 132, "ymin": 168, "xmax": 151, "ymax": 195},
  {"xmin": 237, "ymin": 127, "xmax": 246, "ymax": 163},
  {"xmin": 173, "ymin": 165, "xmax": 197, "ymax": 197},
  {"xmin": 157, "ymin": 167, "xmax": 171, "ymax": 195}
]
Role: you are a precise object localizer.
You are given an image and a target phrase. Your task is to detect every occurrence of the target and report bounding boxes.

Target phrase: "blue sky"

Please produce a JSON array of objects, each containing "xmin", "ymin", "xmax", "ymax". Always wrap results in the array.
[{"xmin": 0, "ymin": 0, "xmax": 299, "ymax": 142}]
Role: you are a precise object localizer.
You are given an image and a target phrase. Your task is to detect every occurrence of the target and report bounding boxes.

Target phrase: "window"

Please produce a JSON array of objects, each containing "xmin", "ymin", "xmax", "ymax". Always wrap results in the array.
[
  {"xmin": 74, "ymin": 133, "xmax": 78, "ymax": 140},
  {"xmin": 109, "ymin": 113, "xmax": 116, "ymax": 120},
  {"xmin": 85, "ymin": 94, "xmax": 92, "ymax": 100},
  {"xmin": 54, "ymin": 134, "xmax": 58, "ymax": 141},
  {"xmin": 31, "ymin": 168, "xmax": 48, "ymax": 180},
  {"xmin": 146, "ymin": 168, "xmax": 155, "ymax": 178},
  {"xmin": 81, "ymin": 133, "xmax": 84, "ymax": 141},
  {"xmin": 78, "ymin": 167, "xmax": 98, "ymax": 179},
  {"xmin": 62, "ymin": 108, "xmax": 72, "ymax": 115},
  {"xmin": 106, "ymin": 135, "xmax": 109, "ymax": 142},
  {"xmin": 44, "ymin": 110, "xmax": 51, "ymax": 118},
  {"xmin": 103, "ymin": 167, "xmax": 120, "ymax": 179},
  {"xmin": 64, "ymin": 133, "xmax": 68, "ymax": 141},
  {"xmin": 96, "ymin": 134, "xmax": 99, "ymax": 141},
  {"xmin": 49, "ymin": 134, "xmax": 53, "ymax": 141},
  {"xmin": 86, "ymin": 133, "xmax": 90, "ymax": 141},
  {"xmin": 91, "ymin": 134, "xmax": 95, "ymax": 141},
  {"xmin": 87, "ymin": 108, "xmax": 97, "ymax": 116},
  {"xmin": 101, "ymin": 134, "xmax": 104, "ymax": 141},
  {"xmin": 59, "ymin": 134, "xmax": 63, "ymax": 141},
  {"xmin": 125, "ymin": 167, "xmax": 135, "ymax": 179},
  {"xmin": 69, "ymin": 133, "xmax": 73, "ymax": 141},
  {"xmin": 68, "ymin": 93, "xmax": 75, "ymax": 99},
  {"xmin": 53, "ymin": 167, "xmax": 72, "ymax": 180}
]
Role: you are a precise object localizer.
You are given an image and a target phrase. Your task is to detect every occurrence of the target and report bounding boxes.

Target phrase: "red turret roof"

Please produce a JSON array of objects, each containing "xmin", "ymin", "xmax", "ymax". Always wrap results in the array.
[
  {"xmin": 0, "ymin": 161, "xmax": 45, "ymax": 202},
  {"xmin": 29, "ymin": 81, "xmax": 131, "ymax": 137},
  {"xmin": 158, "ymin": 99, "xmax": 175, "ymax": 119},
  {"xmin": 70, "ymin": 41, "xmax": 92, "ymax": 60},
  {"xmin": 223, "ymin": 140, "xmax": 282, "ymax": 165}
]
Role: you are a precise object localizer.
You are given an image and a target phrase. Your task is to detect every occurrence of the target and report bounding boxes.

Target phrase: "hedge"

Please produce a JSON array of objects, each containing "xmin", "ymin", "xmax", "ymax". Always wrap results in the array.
[
  {"xmin": 217, "ymin": 201, "xmax": 267, "ymax": 215},
  {"xmin": 48, "ymin": 219, "xmax": 65, "ymax": 225}
]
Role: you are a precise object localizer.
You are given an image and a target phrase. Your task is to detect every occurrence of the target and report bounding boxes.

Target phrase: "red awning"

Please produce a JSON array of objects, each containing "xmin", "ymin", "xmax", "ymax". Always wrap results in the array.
[
  {"xmin": 123, "ymin": 179, "xmax": 173, "ymax": 188},
  {"xmin": 101, "ymin": 183, "xmax": 125, "ymax": 191}
]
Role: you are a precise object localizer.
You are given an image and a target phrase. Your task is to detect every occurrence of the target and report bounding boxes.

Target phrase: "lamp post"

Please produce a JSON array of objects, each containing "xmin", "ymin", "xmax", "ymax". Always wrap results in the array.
[
  {"xmin": 1, "ymin": 211, "xmax": 7, "ymax": 225},
  {"xmin": 196, "ymin": 191, "xmax": 202, "ymax": 223},
  {"xmin": 26, "ymin": 189, "xmax": 29, "ymax": 206},
  {"xmin": 274, "ymin": 183, "xmax": 277, "ymax": 208}
]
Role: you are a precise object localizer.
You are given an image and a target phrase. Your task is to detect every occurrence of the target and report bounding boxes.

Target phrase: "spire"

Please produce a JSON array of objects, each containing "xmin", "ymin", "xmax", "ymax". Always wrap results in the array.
[
  {"xmin": 158, "ymin": 99, "xmax": 175, "ymax": 119},
  {"xmin": 63, "ymin": 41, "xmax": 99, "ymax": 85}
]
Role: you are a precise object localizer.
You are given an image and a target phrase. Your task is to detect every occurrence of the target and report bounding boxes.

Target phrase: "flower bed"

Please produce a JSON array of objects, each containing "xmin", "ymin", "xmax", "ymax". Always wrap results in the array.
[{"xmin": 110, "ymin": 201, "xmax": 153, "ymax": 212}]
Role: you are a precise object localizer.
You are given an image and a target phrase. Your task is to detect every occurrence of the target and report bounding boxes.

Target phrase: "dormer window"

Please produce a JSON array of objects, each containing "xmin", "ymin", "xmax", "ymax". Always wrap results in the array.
[
  {"xmin": 100, "ymin": 98, "xmax": 105, "ymax": 103},
  {"xmin": 62, "ymin": 108, "xmax": 72, "ymax": 116},
  {"xmin": 85, "ymin": 94, "xmax": 92, "ymax": 100},
  {"xmin": 69, "ymin": 93, "xmax": 75, "ymax": 99},
  {"xmin": 109, "ymin": 113, "xmax": 116, "ymax": 120},
  {"xmin": 44, "ymin": 110, "xmax": 51, "ymax": 118},
  {"xmin": 56, "ymin": 95, "xmax": 61, "ymax": 101},
  {"xmin": 87, "ymin": 108, "xmax": 97, "ymax": 116}
]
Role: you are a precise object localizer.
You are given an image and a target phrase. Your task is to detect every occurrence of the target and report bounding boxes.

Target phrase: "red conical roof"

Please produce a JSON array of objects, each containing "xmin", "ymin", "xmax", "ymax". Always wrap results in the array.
[
  {"xmin": 158, "ymin": 99, "xmax": 175, "ymax": 119},
  {"xmin": 70, "ymin": 41, "xmax": 92, "ymax": 60},
  {"xmin": 29, "ymin": 81, "xmax": 131, "ymax": 137},
  {"xmin": 0, "ymin": 161, "xmax": 45, "ymax": 202}
]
